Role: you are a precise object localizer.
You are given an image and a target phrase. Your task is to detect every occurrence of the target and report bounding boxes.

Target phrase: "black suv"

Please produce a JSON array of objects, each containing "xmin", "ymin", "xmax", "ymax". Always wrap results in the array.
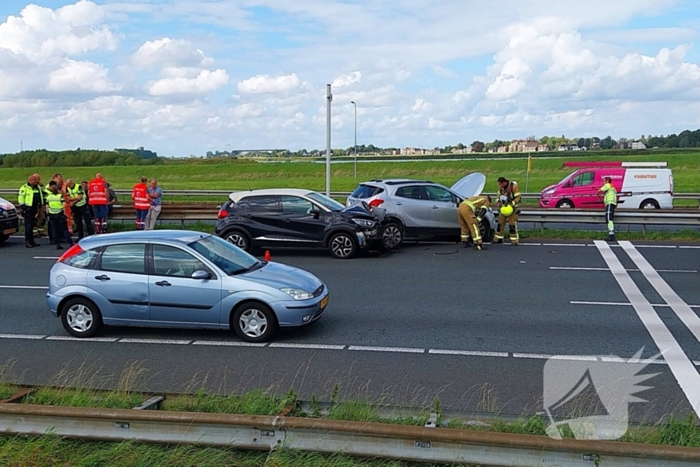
[{"xmin": 215, "ymin": 189, "xmax": 383, "ymax": 259}]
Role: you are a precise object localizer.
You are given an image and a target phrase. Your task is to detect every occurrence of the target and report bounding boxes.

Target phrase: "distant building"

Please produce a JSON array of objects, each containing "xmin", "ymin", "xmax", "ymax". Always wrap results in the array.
[
  {"xmin": 536, "ymin": 144, "xmax": 550, "ymax": 152},
  {"xmin": 509, "ymin": 139, "xmax": 539, "ymax": 153},
  {"xmin": 115, "ymin": 146, "xmax": 157, "ymax": 159},
  {"xmin": 631, "ymin": 141, "xmax": 647, "ymax": 150}
]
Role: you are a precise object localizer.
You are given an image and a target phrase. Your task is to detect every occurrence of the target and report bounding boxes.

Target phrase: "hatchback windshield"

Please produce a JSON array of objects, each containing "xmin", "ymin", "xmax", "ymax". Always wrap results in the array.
[
  {"xmin": 189, "ymin": 235, "xmax": 260, "ymax": 275},
  {"xmin": 306, "ymin": 192, "xmax": 345, "ymax": 212}
]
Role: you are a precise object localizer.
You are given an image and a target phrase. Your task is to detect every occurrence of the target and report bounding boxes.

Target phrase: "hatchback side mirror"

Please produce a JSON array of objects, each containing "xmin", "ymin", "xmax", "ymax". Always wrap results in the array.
[{"xmin": 191, "ymin": 270, "xmax": 210, "ymax": 280}]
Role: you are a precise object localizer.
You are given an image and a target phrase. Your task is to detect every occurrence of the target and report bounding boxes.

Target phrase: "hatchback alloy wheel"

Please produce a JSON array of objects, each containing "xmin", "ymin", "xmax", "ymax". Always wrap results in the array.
[{"xmin": 233, "ymin": 303, "xmax": 277, "ymax": 342}]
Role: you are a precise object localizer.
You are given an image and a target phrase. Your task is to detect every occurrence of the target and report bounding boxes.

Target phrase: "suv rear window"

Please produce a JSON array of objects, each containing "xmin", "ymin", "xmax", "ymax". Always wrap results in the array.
[{"xmin": 351, "ymin": 185, "xmax": 384, "ymax": 199}]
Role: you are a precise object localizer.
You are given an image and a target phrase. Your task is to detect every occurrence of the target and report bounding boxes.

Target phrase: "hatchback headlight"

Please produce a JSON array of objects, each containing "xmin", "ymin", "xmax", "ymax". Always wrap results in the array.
[
  {"xmin": 352, "ymin": 218, "xmax": 375, "ymax": 228},
  {"xmin": 280, "ymin": 288, "xmax": 314, "ymax": 300}
]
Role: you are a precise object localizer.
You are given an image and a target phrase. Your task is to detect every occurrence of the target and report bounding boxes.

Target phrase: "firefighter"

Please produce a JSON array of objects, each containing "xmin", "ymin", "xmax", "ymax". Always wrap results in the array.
[
  {"xmin": 457, "ymin": 195, "xmax": 490, "ymax": 250},
  {"xmin": 33, "ymin": 173, "xmax": 48, "ymax": 239},
  {"xmin": 46, "ymin": 181, "xmax": 74, "ymax": 250},
  {"xmin": 132, "ymin": 177, "xmax": 150, "ymax": 230},
  {"xmin": 597, "ymin": 176, "xmax": 618, "ymax": 241},
  {"xmin": 494, "ymin": 176, "xmax": 521, "ymax": 246}
]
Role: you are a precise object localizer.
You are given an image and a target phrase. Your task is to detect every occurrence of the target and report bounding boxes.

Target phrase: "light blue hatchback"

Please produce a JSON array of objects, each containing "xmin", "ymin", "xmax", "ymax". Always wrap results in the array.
[{"xmin": 46, "ymin": 230, "xmax": 330, "ymax": 342}]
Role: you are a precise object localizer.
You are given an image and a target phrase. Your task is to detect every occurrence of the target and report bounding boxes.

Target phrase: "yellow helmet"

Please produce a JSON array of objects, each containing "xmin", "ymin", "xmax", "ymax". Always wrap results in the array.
[{"xmin": 500, "ymin": 204, "xmax": 514, "ymax": 217}]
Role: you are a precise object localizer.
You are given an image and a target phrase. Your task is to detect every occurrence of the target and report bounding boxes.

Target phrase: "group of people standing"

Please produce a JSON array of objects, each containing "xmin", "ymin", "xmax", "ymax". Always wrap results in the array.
[{"xmin": 17, "ymin": 173, "xmax": 163, "ymax": 250}]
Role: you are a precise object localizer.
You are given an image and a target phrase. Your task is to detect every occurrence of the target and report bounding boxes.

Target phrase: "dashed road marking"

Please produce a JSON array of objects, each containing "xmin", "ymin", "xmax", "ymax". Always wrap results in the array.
[
  {"xmin": 0, "ymin": 332, "xmax": 698, "ymax": 366},
  {"xmin": 32, "ymin": 256, "xmax": 59, "ymax": 260},
  {"xmin": 348, "ymin": 345, "xmax": 425, "ymax": 354},
  {"xmin": 551, "ymin": 266, "xmax": 697, "ymax": 273}
]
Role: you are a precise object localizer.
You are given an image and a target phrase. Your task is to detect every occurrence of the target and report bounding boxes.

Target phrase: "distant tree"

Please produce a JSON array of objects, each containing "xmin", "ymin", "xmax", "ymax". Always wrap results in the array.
[
  {"xmin": 577, "ymin": 138, "xmax": 585, "ymax": 148},
  {"xmin": 472, "ymin": 141, "xmax": 485, "ymax": 152},
  {"xmin": 456, "ymin": 143, "xmax": 465, "ymax": 150}
]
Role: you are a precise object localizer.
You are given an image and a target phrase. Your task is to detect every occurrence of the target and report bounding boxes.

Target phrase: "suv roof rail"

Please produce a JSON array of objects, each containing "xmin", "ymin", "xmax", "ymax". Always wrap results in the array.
[{"xmin": 384, "ymin": 180, "xmax": 434, "ymax": 185}]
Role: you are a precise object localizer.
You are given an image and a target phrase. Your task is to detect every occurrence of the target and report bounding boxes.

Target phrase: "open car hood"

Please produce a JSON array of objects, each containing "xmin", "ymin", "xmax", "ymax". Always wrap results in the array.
[
  {"xmin": 450, "ymin": 173, "xmax": 486, "ymax": 199},
  {"xmin": 342, "ymin": 201, "xmax": 385, "ymax": 222}
]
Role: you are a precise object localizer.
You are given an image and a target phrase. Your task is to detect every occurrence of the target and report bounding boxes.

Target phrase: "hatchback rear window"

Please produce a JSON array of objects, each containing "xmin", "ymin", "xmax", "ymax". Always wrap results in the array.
[{"xmin": 351, "ymin": 185, "xmax": 384, "ymax": 199}]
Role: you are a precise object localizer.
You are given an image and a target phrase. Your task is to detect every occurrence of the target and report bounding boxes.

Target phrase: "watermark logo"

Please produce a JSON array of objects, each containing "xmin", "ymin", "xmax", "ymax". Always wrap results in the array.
[{"xmin": 542, "ymin": 348, "xmax": 661, "ymax": 440}]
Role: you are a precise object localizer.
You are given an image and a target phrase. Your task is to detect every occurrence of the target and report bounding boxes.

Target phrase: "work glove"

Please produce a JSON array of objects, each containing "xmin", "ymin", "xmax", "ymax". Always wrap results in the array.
[{"xmin": 499, "ymin": 195, "xmax": 508, "ymax": 204}]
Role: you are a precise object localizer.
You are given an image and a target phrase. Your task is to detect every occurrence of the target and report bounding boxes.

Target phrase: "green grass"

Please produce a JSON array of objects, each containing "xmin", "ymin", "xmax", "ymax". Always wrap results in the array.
[
  {"xmin": 0, "ymin": 436, "xmax": 453, "ymax": 467},
  {"xmin": 21, "ymin": 387, "xmax": 144, "ymax": 409},
  {"xmin": 2, "ymin": 151, "xmax": 700, "ymax": 200},
  {"xmin": 163, "ymin": 388, "xmax": 297, "ymax": 416}
]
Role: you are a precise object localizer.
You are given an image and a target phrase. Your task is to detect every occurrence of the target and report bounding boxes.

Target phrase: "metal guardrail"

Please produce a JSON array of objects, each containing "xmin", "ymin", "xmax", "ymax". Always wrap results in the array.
[{"xmin": 1, "ymin": 403, "xmax": 699, "ymax": 466}]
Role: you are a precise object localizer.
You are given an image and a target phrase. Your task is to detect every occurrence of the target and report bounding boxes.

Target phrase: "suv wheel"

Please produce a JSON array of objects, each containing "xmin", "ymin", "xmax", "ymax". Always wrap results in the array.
[
  {"xmin": 329, "ymin": 232, "xmax": 357, "ymax": 259},
  {"xmin": 381, "ymin": 222, "xmax": 403, "ymax": 249},
  {"xmin": 224, "ymin": 229, "xmax": 251, "ymax": 252}
]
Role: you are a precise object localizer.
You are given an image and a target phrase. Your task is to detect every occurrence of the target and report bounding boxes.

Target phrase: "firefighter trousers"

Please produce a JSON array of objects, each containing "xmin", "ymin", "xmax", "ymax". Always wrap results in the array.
[
  {"xmin": 458, "ymin": 204, "xmax": 482, "ymax": 245},
  {"xmin": 495, "ymin": 213, "xmax": 519, "ymax": 244}
]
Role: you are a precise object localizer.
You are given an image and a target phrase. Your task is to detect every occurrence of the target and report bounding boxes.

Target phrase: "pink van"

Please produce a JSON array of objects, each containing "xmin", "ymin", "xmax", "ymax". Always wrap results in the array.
[{"xmin": 539, "ymin": 162, "xmax": 673, "ymax": 209}]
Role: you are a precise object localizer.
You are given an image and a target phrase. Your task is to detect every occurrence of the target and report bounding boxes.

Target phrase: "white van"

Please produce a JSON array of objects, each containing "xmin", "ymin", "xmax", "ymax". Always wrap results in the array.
[{"xmin": 540, "ymin": 162, "xmax": 674, "ymax": 209}]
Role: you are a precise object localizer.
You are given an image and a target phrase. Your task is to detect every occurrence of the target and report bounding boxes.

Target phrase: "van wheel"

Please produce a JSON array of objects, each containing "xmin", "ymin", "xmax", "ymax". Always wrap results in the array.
[
  {"xmin": 556, "ymin": 200, "xmax": 574, "ymax": 209},
  {"xmin": 640, "ymin": 199, "xmax": 660, "ymax": 209}
]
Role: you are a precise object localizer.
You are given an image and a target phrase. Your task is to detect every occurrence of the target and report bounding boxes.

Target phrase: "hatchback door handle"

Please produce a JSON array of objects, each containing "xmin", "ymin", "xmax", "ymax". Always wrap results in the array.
[
  {"xmin": 395, "ymin": 202, "xmax": 402, "ymax": 206},
  {"xmin": 155, "ymin": 281, "xmax": 171, "ymax": 287},
  {"xmin": 431, "ymin": 205, "xmax": 439, "ymax": 209},
  {"xmin": 94, "ymin": 275, "xmax": 110, "ymax": 281}
]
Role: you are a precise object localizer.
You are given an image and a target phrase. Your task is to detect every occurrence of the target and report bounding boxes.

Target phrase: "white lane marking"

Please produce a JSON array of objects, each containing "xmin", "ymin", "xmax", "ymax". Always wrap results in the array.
[
  {"xmin": 620, "ymin": 241, "xmax": 700, "ymax": 345},
  {"xmin": 348, "ymin": 345, "xmax": 425, "ymax": 354},
  {"xmin": 428, "ymin": 349, "xmax": 509, "ymax": 358},
  {"xmin": 679, "ymin": 246, "xmax": 700, "ymax": 249},
  {"xmin": 192, "ymin": 340, "xmax": 267, "ymax": 347},
  {"xmin": 520, "ymin": 243, "xmax": 542, "ymax": 246},
  {"xmin": 33, "ymin": 256, "xmax": 59, "ymax": 260},
  {"xmin": 268, "ymin": 343, "xmax": 346, "ymax": 350},
  {"xmin": 595, "ymin": 240, "xmax": 700, "ymax": 418},
  {"xmin": 0, "ymin": 333, "xmax": 45, "ymax": 339},
  {"xmin": 45, "ymin": 336, "xmax": 118, "ymax": 342},
  {"xmin": 570, "ymin": 300, "xmax": 700, "ymax": 309},
  {"xmin": 118, "ymin": 338, "xmax": 192, "ymax": 345},
  {"xmin": 513, "ymin": 353, "xmax": 552, "ymax": 359},
  {"xmin": 0, "ymin": 285, "xmax": 48, "ymax": 290},
  {"xmin": 635, "ymin": 245, "xmax": 678, "ymax": 249},
  {"xmin": 551, "ymin": 267, "xmax": 696, "ymax": 273},
  {"xmin": 0, "ymin": 333, "xmax": 699, "ymax": 365},
  {"xmin": 543, "ymin": 243, "xmax": 587, "ymax": 247}
]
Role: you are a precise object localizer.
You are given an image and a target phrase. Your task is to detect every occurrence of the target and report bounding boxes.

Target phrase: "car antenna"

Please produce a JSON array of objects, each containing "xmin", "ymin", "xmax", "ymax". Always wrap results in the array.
[{"xmin": 245, "ymin": 182, "xmax": 252, "ymax": 192}]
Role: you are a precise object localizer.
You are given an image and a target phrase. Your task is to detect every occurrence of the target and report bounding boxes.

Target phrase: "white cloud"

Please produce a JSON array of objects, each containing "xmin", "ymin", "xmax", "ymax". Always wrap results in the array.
[
  {"xmin": 237, "ymin": 74, "xmax": 302, "ymax": 94},
  {"xmin": 332, "ymin": 71, "xmax": 362, "ymax": 88},
  {"xmin": 132, "ymin": 37, "xmax": 214, "ymax": 68},
  {"xmin": 48, "ymin": 59, "xmax": 120, "ymax": 94},
  {"xmin": 148, "ymin": 69, "xmax": 230, "ymax": 96}
]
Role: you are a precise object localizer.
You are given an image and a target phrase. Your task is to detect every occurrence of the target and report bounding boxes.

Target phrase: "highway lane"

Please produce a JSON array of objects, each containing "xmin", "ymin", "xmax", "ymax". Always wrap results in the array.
[{"xmin": 0, "ymin": 235, "xmax": 699, "ymax": 422}]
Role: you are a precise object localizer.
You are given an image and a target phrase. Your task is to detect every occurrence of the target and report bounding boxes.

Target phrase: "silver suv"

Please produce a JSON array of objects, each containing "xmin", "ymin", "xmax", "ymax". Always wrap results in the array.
[{"xmin": 346, "ymin": 173, "xmax": 498, "ymax": 249}]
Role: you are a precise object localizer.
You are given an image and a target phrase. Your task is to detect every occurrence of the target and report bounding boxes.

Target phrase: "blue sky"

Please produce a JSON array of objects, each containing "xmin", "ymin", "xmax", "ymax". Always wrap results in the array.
[{"xmin": 1, "ymin": 0, "xmax": 700, "ymax": 157}]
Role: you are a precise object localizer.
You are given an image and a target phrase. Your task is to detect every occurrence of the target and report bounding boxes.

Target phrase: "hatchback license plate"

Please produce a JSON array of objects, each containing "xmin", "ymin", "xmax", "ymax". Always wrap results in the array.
[
  {"xmin": 320, "ymin": 296, "xmax": 328, "ymax": 308},
  {"xmin": 3, "ymin": 228, "xmax": 16, "ymax": 235}
]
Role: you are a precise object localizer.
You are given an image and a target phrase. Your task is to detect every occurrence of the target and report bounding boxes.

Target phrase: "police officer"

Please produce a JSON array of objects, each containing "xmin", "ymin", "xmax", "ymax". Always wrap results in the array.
[
  {"xmin": 457, "ymin": 195, "xmax": 490, "ymax": 250},
  {"xmin": 494, "ymin": 176, "xmax": 521, "ymax": 245},
  {"xmin": 66, "ymin": 178, "xmax": 94, "ymax": 239},
  {"xmin": 46, "ymin": 181, "xmax": 74, "ymax": 250},
  {"xmin": 597, "ymin": 176, "xmax": 618, "ymax": 241},
  {"xmin": 18, "ymin": 174, "xmax": 44, "ymax": 248}
]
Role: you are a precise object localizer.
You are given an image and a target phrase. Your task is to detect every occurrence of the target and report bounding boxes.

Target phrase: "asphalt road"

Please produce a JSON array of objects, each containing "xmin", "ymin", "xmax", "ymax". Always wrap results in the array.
[{"xmin": 1, "ymin": 233, "xmax": 699, "ymax": 424}]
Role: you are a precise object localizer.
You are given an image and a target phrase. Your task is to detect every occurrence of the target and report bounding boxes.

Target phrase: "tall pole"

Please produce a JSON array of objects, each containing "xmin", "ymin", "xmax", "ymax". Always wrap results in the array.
[
  {"xmin": 326, "ymin": 84, "xmax": 332, "ymax": 197},
  {"xmin": 351, "ymin": 101, "xmax": 357, "ymax": 178}
]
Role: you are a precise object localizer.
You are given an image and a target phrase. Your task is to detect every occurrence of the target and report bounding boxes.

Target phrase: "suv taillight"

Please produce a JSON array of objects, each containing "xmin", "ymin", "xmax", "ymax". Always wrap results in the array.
[
  {"xmin": 217, "ymin": 208, "xmax": 228, "ymax": 219},
  {"xmin": 369, "ymin": 199, "xmax": 384, "ymax": 207},
  {"xmin": 57, "ymin": 244, "xmax": 84, "ymax": 263}
]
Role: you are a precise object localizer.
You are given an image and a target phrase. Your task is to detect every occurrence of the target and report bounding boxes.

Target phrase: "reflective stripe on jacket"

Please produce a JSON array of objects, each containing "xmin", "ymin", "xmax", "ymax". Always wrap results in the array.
[
  {"xmin": 132, "ymin": 183, "xmax": 150, "ymax": 210},
  {"xmin": 499, "ymin": 181, "xmax": 521, "ymax": 206},
  {"xmin": 88, "ymin": 179, "xmax": 108, "ymax": 205},
  {"xmin": 18, "ymin": 183, "xmax": 44, "ymax": 207},
  {"xmin": 67, "ymin": 185, "xmax": 86, "ymax": 207},
  {"xmin": 600, "ymin": 183, "xmax": 617, "ymax": 205}
]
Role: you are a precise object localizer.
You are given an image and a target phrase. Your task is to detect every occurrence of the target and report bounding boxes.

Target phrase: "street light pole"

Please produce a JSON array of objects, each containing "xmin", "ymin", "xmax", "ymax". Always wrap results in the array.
[
  {"xmin": 351, "ymin": 101, "xmax": 357, "ymax": 178},
  {"xmin": 326, "ymin": 84, "xmax": 332, "ymax": 197}
]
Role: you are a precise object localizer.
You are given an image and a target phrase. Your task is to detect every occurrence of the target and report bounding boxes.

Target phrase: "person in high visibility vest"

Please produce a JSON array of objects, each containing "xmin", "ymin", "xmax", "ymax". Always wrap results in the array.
[
  {"xmin": 66, "ymin": 178, "xmax": 94, "ymax": 239},
  {"xmin": 493, "ymin": 177, "xmax": 521, "ymax": 246},
  {"xmin": 46, "ymin": 181, "xmax": 74, "ymax": 250},
  {"xmin": 457, "ymin": 195, "xmax": 490, "ymax": 250},
  {"xmin": 33, "ymin": 173, "xmax": 49, "ymax": 239},
  {"xmin": 18, "ymin": 174, "xmax": 45, "ymax": 248},
  {"xmin": 88, "ymin": 173, "xmax": 110, "ymax": 234},
  {"xmin": 597, "ymin": 176, "xmax": 618, "ymax": 241},
  {"xmin": 132, "ymin": 177, "xmax": 150, "ymax": 230}
]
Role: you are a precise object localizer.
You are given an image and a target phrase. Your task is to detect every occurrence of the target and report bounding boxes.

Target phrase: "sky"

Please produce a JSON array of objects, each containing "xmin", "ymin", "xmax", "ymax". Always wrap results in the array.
[{"xmin": 1, "ymin": 0, "xmax": 700, "ymax": 157}]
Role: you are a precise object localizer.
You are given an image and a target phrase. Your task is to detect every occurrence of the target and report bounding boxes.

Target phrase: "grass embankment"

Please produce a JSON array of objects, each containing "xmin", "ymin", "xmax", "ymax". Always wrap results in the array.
[{"xmin": 1, "ymin": 151, "xmax": 699, "ymax": 204}]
